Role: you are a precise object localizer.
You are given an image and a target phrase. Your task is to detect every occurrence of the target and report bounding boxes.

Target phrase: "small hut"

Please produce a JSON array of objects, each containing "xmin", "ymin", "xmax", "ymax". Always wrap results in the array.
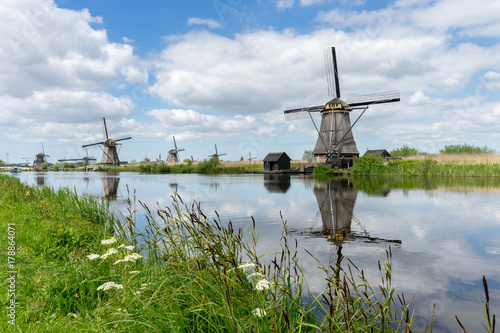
[
  {"xmin": 263, "ymin": 152, "xmax": 291, "ymax": 171},
  {"xmin": 364, "ymin": 149, "xmax": 391, "ymax": 158}
]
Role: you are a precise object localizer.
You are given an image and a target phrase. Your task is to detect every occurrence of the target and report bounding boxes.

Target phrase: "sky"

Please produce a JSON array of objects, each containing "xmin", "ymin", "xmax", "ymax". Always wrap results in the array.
[{"xmin": 1, "ymin": 0, "xmax": 500, "ymax": 164}]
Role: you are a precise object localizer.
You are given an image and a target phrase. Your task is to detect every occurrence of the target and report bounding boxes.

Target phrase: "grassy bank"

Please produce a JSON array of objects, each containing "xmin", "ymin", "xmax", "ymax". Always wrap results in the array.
[
  {"xmin": 0, "ymin": 175, "xmax": 439, "ymax": 332},
  {"xmin": 351, "ymin": 154, "xmax": 500, "ymax": 176}
]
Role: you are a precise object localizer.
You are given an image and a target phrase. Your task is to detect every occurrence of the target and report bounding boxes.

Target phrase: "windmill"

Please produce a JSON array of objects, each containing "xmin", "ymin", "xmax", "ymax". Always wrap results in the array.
[
  {"xmin": 209, "ymin": 144, "xmax": 226, "ymax": 161},
  {"xmin": 284, "ymin": 47, "xmax": 400, "ymax": 168},
  {"xmin": 34, "ymin": 143, "xmax": 50, "ymax": 170},
  {"xmin": 82, "ymin": 118, "xmax": 131, "ymax": 167},
  {"xmin": 248, "ymin": 152, "xmax": 256, "ymax": 162},
  {"xmin": 167, "ymin": 136, "xmax": 185, "ymax": 163}
]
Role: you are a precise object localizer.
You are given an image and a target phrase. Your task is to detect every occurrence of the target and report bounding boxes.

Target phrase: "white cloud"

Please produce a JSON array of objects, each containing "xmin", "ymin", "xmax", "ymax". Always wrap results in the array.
[
  {"xmin": 0, "ymin": 0, "xmax": 144, "ymax": 97},
  {"xmin": 409, "ymin": 91, "xmax": 431, "ymax": 105},
  {"xmin": 187, "ymin": 17, "xmax": 222, "ymax": 29},
  {"xmin": 276, "ymin": 0, "xmax": 294, "ymax": 10},
  {"xmin": 146, "ymin": 108, "xmax": 265, "ymax": 139}
]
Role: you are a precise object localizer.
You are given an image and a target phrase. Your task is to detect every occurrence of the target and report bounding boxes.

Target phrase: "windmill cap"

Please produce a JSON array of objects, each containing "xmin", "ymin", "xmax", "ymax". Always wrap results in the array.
[{"xmin": 324, "ymin": 98, "xmax": 352, "ymax": 112}]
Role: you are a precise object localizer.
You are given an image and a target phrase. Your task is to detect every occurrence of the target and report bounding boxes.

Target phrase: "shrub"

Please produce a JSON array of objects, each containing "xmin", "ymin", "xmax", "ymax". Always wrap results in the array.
[
  {"xmin": 41, "ymin": 162, "xmax": 49, "ymax": 171},
  {"xmin": 351, "ymin": 154, "xmax": 384, "ymax": 174},
  {"xmin": 390, "ymin": 144, "xmax": 422, "ymax": 157},
  {"xmin": 440, "ymin": 143, "xmax": 495, "ymax": 154}
]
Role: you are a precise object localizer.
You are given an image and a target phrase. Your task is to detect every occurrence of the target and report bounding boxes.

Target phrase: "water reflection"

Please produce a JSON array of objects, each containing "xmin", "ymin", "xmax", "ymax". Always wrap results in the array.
[
  {"xmin": 101, "ymin": 176, "xmax": 120, "ymax": 201},
  {"xmin": 35, "ymin": 172, "xmax": 46, "ymax": 187},
  {"xmin": 264, "ymin": 174, "xmax": 291, "ymax": 193},
  {"xmin": 308, "ymin": 178, "xmax": 402, "ymax": 246}
]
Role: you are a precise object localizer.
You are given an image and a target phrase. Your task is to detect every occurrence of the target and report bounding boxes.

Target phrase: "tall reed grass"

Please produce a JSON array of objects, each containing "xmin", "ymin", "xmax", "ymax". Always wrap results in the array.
[{"xmin": 10, "ymin": 174, "xmax": 498, "ymax": 332}]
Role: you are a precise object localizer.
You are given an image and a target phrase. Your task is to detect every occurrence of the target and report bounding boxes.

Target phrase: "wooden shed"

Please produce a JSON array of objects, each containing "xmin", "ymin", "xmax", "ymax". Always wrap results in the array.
[
  {"xmin": 364, "ymin": 149, "xmax": 391, "ymax": 158},
  {"xmin": 263, "ymin": 152, "xmax": 291, "ymax": 171}
]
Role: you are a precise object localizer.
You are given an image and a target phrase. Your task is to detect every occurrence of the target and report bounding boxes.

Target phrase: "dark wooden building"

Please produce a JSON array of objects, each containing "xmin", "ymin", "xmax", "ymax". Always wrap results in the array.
[
  {"xmin": 263, "ymin": 152, "xmax": 291, "ymax": 171},
  {"xmin": 364, "ymin": 149, "xmax": 391, "ymax": 158}
]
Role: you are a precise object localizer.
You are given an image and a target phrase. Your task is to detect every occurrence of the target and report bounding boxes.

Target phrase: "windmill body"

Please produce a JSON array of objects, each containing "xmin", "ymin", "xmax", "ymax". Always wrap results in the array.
[
  {"xmin": 82, "ymin": 118, "xmax": 131, "ymax": 167},
  {"xmin": 284, "ymin": 47, "xmax": 400, "ymax": 168},
  {"xmin": 210, "ymin": 144, "xmax": 226, "ymax": 161},
  {"xmin": 312, "ymin": 98, "xmax": 359, "ymax": 163},
  {"xmin": 167, "ymin": 136, "xmax": 184, "ymax": 162},
  {"xmin": 34, "ymin": 143, "xmax": 49, "ymax": 170}
]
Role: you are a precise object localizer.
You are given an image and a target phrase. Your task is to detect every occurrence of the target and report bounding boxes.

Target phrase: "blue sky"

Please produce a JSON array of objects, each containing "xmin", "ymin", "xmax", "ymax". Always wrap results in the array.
[{"xmin": 1, "ymin": 0, "xmax": 500, "ymax": 164}]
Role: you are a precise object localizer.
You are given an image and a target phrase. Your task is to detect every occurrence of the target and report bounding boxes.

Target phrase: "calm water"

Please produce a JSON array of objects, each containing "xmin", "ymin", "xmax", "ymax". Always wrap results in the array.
[{"xmin": 12, "ymin": 171, "xmax": 500, "ymax": 332}]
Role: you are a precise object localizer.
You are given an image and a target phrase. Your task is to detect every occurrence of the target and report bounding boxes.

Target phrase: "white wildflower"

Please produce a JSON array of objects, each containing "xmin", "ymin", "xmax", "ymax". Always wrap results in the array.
[
  {"xmin": 252, "ymin": 308, "xmax": 266, "ymax": 318},
  {"xmin": 238, "ymin": 262, "xmax": 256, "ymax": 272},
  {"xmin": 87, "ymin": 254, "xmax": 100, "ymax": 260},
  {"xmin": 100, "ymin": 248, "xmax": 118, "ymax": 259},
  {"xmin": 247, "ymin": 272, "xmax": 264, "ymax": 284},
  {"xmin": 97, "ymin": 282, "xmax": 123, "ymax": 291},
  {"xmin": 113, "ymin": 257, "xmax": 136, "ymax": 265},
  {"xmin": 128, "ymin": 253, "xmax": 143, "ymax": 260},
  {"xmin": 117, "ymin": 244, "xmax": 135, "ymax": 251},
  {"xmin": 129, "ymin": 271, "xmax": 140, "ymax": 275},
  {"xmin": 67, "ymin": 313, "xmax": 78, "ymax": 318},
  {"xmin": 255, "ymin": 279, "xmax": 271, "ymax": 291},
  {"xmin": 101, "ymin": 237, "xmax": 117, "ymax": 245}
]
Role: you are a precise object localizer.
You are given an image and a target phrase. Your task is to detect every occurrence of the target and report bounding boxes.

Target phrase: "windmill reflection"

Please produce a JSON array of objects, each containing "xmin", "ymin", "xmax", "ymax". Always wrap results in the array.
[
  {"xmin": 101, "ymin": 176, "xmax": 120, "ymax": 201},
  {"xmin": 309, "ymin": 178, "xmax": 402, "ymax": 282},
  {"xmin": 35, "ymin": 172, "xmax": 46, "ymax": 187}
]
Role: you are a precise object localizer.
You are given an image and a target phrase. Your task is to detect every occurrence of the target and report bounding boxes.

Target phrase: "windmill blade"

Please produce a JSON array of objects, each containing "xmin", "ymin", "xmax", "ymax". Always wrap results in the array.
[
  {"xmin": 324, "ymin": 47, "xmax": 341, "ymax": 98},
  {"xmin": 215, "ymin": 144, "xmax": 218, "ymax": 156},
  {"xmin": 103, "ymin": 118, "xmax": 109, "ymax": 139},
  {"xmin": 218, "ymin": 153, "xmax": 227, "ymax": 157},
  {"xmin": 178, "ymin": 149, "xmax": 185, "ymax": 152},
  {"xmin": 284, "ymin": 105, "xmax": 324, "ymax": 121},
  {"xmin": 82, "ymin": 141, "xmax": 105, "ymax": 148},
  {"xmin": 346, "ymin": 90, "xmax": 400, "ymax": 107},
  {"xmin": 115, "ymin": 136, "xmax": 132, "ymax": 142},
  {"xmin": 284, "ymin": 105, "xmax": 324, "ymax": 115}
]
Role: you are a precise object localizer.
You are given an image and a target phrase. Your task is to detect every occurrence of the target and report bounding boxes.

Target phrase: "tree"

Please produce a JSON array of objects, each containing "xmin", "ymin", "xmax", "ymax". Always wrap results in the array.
[
  {"xmin": 41, "ymin": 162, "xmax": 48, "ymax": 171},
  {"xmin": 0, "ymin": 159, "xmax": 5, "ymax": 166},
  {"xmin": 302, "ymin": 149, "xmax": 313, "ymax": 163}
]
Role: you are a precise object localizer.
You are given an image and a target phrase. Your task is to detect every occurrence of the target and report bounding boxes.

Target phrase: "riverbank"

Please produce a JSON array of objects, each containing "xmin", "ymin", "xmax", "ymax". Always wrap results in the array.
[
  {"xmin": 351, "ymin": 153, "xmax": 500, "ymax": 177},
  {"xmin": 0, "ymin": 175, "xmax": 436, "ymax": 332}
]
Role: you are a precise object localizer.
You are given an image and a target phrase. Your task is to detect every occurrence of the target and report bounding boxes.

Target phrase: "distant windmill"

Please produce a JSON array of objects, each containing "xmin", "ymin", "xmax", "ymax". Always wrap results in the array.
[
  {"xmin": 34, "ymin": 143, "xmax": 50, "ymax": 170},
  {"xmin": 167, "ymin": 136, "xmax": 185, "ymax": 162},
  {"xmin": 284, "ymin": 47, "xmax": 400, "ymax": 168},
  {"xmin": 248, "ymin": 152, "xmax": 256, "ymax": 162},
  {"xmin": 156, "ymin": 154, "xmax": 163, "ymax": 162},
  {"xmin": 209, "ymin": 144, "xmax": 226, "ymax": 161},
  {"xmin": 82, "ymin": 118, "xmax": 132, "ymax": 167}
]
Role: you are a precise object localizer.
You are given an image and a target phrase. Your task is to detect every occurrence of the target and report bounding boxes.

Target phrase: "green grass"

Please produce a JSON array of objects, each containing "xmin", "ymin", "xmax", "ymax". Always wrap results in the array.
[
  {"xmin": 100, "ymin": 158, "xmax": 264, "ymax": 174},
  {"xmin": 351, "ymin": 155, "xmax": 500, "ymax": 177},
  {"xmin": 0, "ymin": 175, "xmax": 436, "ymax": 332}
]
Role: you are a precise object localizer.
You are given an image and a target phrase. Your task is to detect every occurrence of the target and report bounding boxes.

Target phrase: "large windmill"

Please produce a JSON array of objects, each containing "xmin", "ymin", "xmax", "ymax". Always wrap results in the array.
[
  {"xmin": 34, "ymin": 143, "xmax": 49, "ymax": 170},
  {"xmin": 209, "ymin": 144, "xmax": 226, "ymax": 161},
  {"xmin": 166, "ymin": 136, "xmax": 185, "ymax": 162},
  {"xmin": 284, "ymin": 47, "xmax": 400, "ymax": 168},
  {"xmin": 82, "ymin": 118, "xmax": 131, "ymax": 167}
]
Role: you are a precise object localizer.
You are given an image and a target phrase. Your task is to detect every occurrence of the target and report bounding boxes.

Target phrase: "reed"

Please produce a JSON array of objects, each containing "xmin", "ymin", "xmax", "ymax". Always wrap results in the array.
[
  {"xmin": 1, "ymin": 175, "xmax": 434, "ymax": 332},
  {"xmin": 351, "ymin": 154, "xmax": 500, "ymax": 177}
]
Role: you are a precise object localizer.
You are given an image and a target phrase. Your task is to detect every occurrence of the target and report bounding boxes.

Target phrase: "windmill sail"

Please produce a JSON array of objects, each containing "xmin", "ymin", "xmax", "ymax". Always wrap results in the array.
[
  {"xmin": 81, "ymin": 118, "xmax": 131, "ymax": 166},
  {"xmin": 283, "ymin": 46, "xmax": 400, "ymax": 167}
]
